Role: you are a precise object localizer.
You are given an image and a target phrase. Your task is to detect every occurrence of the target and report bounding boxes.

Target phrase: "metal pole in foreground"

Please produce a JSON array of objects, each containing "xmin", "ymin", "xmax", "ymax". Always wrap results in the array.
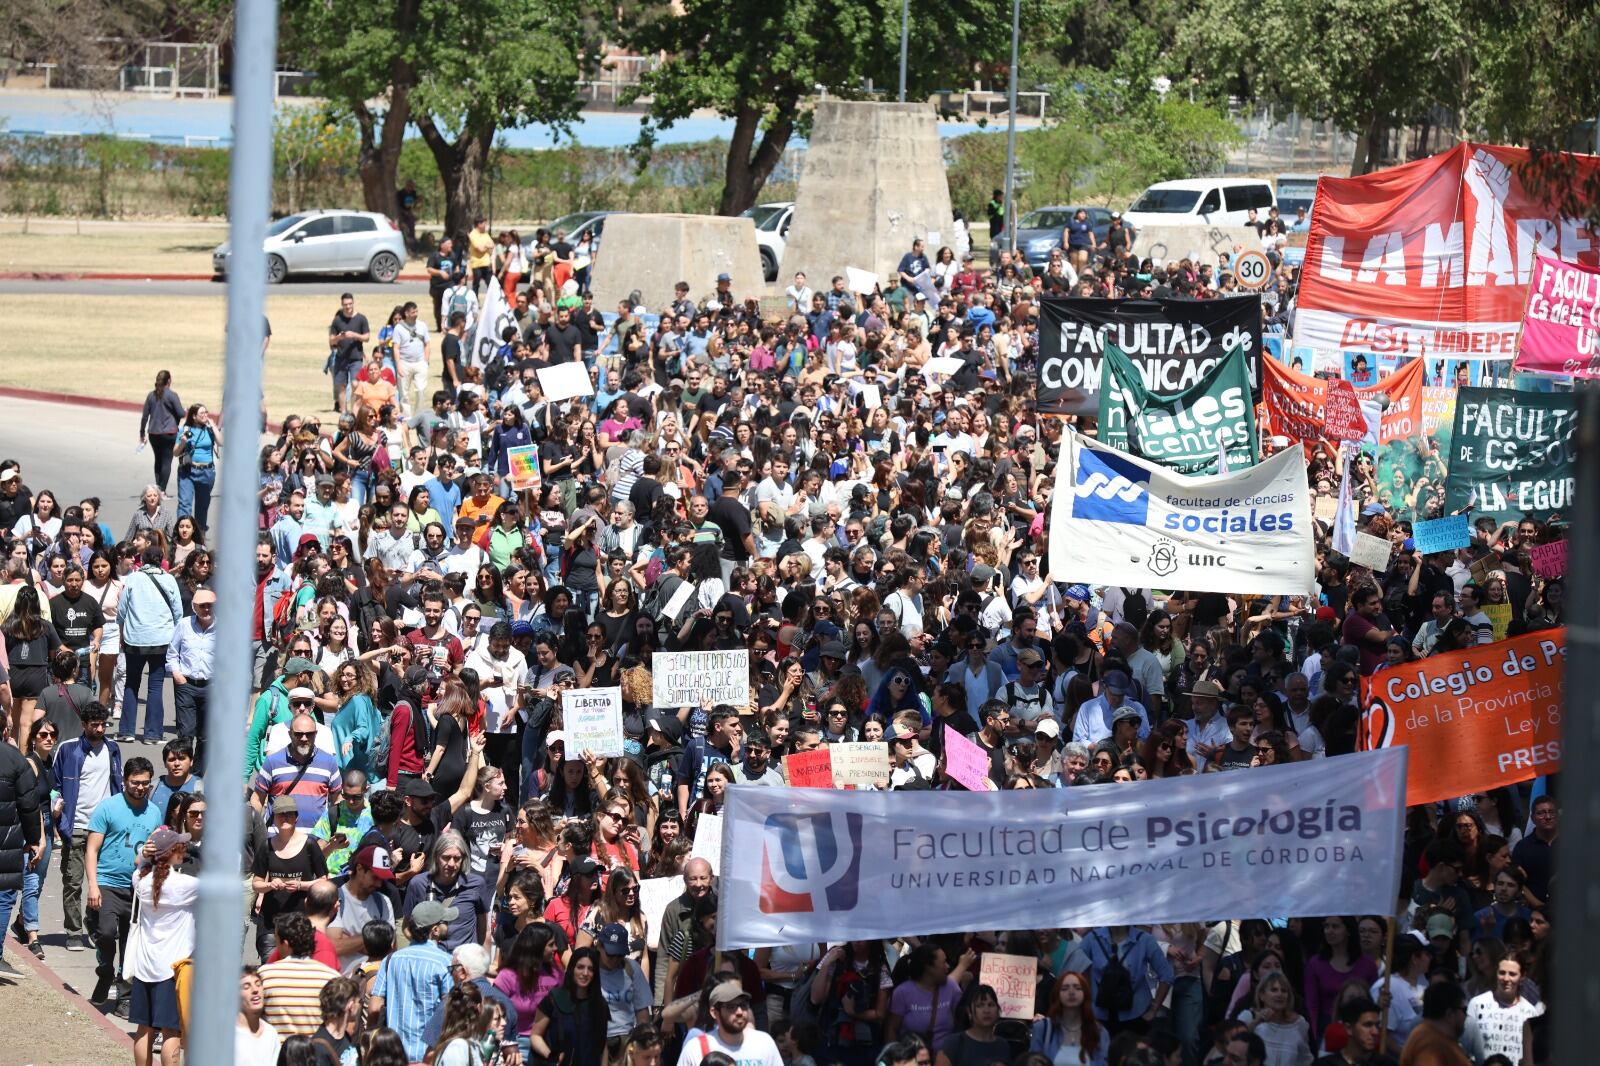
[
  {"xmin": 1001, "ymin": 0, "xmax": 1020, "ymax": 251},
  {"xmin": 1555, "ymin": 386, "xmax": 1600, "ymax": 1061},
  {"xmin": 187, "ymin": 0, "xmax": 276, "ymax": 1058},
  {"xmin": 897, "ymin": 0, "xmax": 909, "ymax": 103}
]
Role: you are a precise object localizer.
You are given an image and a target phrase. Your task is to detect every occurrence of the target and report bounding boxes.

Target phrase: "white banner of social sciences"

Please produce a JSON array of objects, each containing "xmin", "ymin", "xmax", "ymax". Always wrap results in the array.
[
  {"xmin": 1047, "ymin": 430, "xmax": 1314, "ymax": 596},
  {"xmin": 717, "ymin": 748, "xmax": 1406, "ymax": 948}
]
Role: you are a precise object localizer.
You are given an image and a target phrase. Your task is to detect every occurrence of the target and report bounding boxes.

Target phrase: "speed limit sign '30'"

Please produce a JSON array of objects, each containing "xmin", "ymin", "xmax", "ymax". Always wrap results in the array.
[{"xmin": 1234, "ymin": 250, "xmax": 1270, "ymax": 290}]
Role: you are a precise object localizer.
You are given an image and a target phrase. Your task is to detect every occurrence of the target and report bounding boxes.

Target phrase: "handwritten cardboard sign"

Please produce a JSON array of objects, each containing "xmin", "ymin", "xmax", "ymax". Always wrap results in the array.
[
  {"xmin": 564, "ymin": 686, "xmax": 624, "ymax": 758},
  {"xmin": 979, "ymin": 952, "xmax": 1038, "ymax": 1019},
  {"xmin": 1348, "ymin": 531, "xmax": 1392, "ymax": 570},
  {"xmin": 830, "ymin": 743, "xmax": 890, "ymax": 789},
  {"xmin": 691, "ymin": 813, "xmax": 722, "ymax": 874},
  {"xmin": 784, "ymin": 748, "xmax": 835, "ymax": 788},
  {"xmin": 943, "ymin": 724, "xmax": 993, "ymax": 791},
  {"xmin": 1411, "ymin": 513, "xmax": 1471, "ymax": 555},
  {"xmin": 651, "ymin": 650, "xmax": 749, "ymax": 708},
  {"xmin": 640, "ymin": 876, "xmax": 683, "ymax": 949},
  {"xmin": 1531, "ymin": 540, "xmax": 1567, "ymax": 579}
]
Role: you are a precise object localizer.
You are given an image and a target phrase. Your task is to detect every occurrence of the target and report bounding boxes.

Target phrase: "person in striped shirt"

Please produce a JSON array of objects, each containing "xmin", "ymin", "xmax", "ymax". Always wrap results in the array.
[
  {"xmin": 258, "ymin": 912, "xmax": 338, "ymax": 1038},
  {"xmin": 252, "ymin": 712, "xmax": 341, "ymax": 830}
]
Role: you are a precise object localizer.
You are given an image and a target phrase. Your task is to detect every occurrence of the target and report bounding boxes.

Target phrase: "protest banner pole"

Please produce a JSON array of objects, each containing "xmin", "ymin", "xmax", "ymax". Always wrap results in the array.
[
  {"xmin": 1377, "ymin": 918, "xmax": 1396, "ymax": 1055},
  {"xmin": 1001, "ymin": 0, "xmax": 1020, "ymax": 253},
  {"xmin": 187, "ymin": 0, "xmax": 275, "ymax": 1061},
  {"xmin": 1554, "ymin": 386, "xmax": 1600, "ymax": 1064}
]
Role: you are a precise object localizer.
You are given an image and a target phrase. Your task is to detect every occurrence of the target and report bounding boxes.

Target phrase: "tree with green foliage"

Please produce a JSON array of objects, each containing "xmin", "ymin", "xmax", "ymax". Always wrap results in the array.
[
  {"xmin": 282, "ymin": 0, "xmax": 593, "ymax": 239},
  {"xmin": 622, "ymin": 0, "xmax": 1059, "ymax": 216},
  {"xmin": 1177, "ymin": 0, "xmax": 1461, "ymax": 174}
]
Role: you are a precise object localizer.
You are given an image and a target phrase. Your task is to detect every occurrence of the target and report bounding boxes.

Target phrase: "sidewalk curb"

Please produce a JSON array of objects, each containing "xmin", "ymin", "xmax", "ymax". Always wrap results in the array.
[
  {"xmin": 0, "ymin": 385, "xmax": 283, "ymax": 434},
  {"xmin": 0, "ymin": 270, "xmax": 428, "ymax": 283},
  {"xmin": 4, "ymin": 934, "xmax": 135, "ymax": 1049}
]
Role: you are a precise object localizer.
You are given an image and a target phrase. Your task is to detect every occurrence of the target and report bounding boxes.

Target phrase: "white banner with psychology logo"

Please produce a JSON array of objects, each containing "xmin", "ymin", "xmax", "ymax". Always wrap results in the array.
[
  {"xmin": 1047, "ymin": 430, "xmax": 1315, "ymax": 596},
  {"xmin": 717, "ymin": 749, "xmax": 1406, "ymax": 949}
]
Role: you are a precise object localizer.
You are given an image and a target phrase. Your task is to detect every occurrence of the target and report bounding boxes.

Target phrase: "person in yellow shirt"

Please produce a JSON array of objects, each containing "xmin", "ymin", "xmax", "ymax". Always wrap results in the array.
[{"xmin": 467, "ymin": 217, "xmax": 495, "ymax": 296}]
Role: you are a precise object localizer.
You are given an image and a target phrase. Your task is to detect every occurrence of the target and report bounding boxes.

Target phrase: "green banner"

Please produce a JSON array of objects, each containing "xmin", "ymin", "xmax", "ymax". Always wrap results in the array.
[
  {"xmin": 1096, "ymin": 343, "xmax": 1258, "ymax": 475},
  {"xmin": 1443, "ymin": 386, "xmax": 1577, "ymax": 522}
]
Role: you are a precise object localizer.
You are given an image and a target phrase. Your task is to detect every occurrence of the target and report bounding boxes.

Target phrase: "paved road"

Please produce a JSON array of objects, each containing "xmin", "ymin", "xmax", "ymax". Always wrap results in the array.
[
  {"xmin": 0, "ymin": 399, "xmax": 211, "ymax": 1031},
  {"xmin": 0, "ymin": 400, "xmax": 159, "ymax": 534},
  {"xmin": 0, "ymin": 278, "xmax": 415, "ymax": 297}
]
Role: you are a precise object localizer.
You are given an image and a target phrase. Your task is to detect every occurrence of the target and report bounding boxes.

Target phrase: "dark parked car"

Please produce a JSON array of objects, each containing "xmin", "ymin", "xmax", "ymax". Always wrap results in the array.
[{"xmin": 1013, "ymin": 206, "xmax": 1117, "ymax": 270}]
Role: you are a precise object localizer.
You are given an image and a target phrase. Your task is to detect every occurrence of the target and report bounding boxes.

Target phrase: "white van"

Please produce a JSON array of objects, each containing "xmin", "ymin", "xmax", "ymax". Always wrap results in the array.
[{"xmin": 1121, "ymin": 178, "xmax": 1276, "ymax": 230}]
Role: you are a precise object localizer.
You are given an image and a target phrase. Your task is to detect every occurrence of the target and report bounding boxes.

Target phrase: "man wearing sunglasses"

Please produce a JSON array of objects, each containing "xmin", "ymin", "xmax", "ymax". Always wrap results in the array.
[{"xmin": 251, "ymin": 712, "xmax": 342, "ymax": 830}]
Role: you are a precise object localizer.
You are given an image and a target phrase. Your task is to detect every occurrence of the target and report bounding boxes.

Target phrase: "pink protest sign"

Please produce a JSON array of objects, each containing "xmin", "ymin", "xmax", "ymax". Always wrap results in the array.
[
  {"xmin": 1531, "ymin": 540, "xmax": 1567, "ymax": 579},
  {"xmin": 784, "ymin": 748, "xmax": 834, "ymax": 788},
  {"xmin": 943, "ymin": 724, "xmax": 994, "ymax": 791},
  {"xmin": 1517, "ymin": 254, "xmax": 1600, "ymax": 378}
]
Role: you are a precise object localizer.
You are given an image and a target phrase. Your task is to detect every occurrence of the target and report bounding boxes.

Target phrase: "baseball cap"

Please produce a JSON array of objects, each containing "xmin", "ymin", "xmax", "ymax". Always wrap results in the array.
[
  {"xmin": 716, "ymin": 272, "xmax": 732, "ymax": 282},
  {"xmin": 568, "ymin": 856, "xmax": 602, "ymax": 878},
  {"xmin": 270, "ymin": 794, "xmax": 299, "ymax": 818},
  {"xmin": 296, "ymin": 533, "xmax": 321, "ymax": 552},
  {"xmin": 1102, "ymin": 670, "xmax": 1131, "ymax": 695},
  {"xmin": 1361, "ymin": 503, "xmax": 1386, "ymax": 517},
  {"xmin": 145, "ymin": 826, "xmax": 192, "ymax": 857},
  {"xmin": 0, "ymin": 469, "xmax": 16, "ymax": 483},
  {"xmin": 970, "ymin": 564, "xmax": 997, "ymax": 588},
  {"xmin": 1063, "ymin": 583, "xmax": 1090, "ymax": 602},
  {"xmin": 283, "ymin": 656, "xmax": 317, "ymax": 676},
  {"xmin": 1425, "ymin": 913, "xmax": 1456, "ymax": 939},
  {"xmin": 353, "ymin": 845, "xmax": 395, "ymax": 880},
  {"xmin": 1111, "ymin": 210, "xmax": 1121, "ymax": 219},
  {"xmin": 1112, "ymin": 706, "xmax": 1142, "ymax": 726},
  {"xmin": 546, "ymin": 730, "xmax": 569, "ymax": 752},
  {"xmin": 599, "ymin": 922, "xmax": 631, "ymax": 956},
  {"xmin": 1033, "ymin": 717, "xmax": 1061, "ymax": 739},
  {"xmin": 315, "ymin": 474, "xmax": 335, "ymax": 488},
  {"xmin": 884, "ymin": 721, "xmax": 919, "ymax": 742},
  {"xmin": 709, "ymin": 981, "xmax": 751, "ymax": 1007},
  {"xmin": 1017, "ymin": 648, "xmax": 1046, "ymax": 668},
  {"xmin": 411, "ymin": 900, "xmax": 460, "ymax": 929},
  {"xmin": 402, "ymin": 777, "xmax": 439, "ymax": 800},
  {"xmin": 820, "ymin": 641, "xmax": 848, "ymax": 661}
]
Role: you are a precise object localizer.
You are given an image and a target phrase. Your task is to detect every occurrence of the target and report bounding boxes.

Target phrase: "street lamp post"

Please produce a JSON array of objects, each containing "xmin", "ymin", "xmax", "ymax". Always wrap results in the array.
[
  {"xmin": 1002, "ymin": 0, "xmax": 1021, "ymax": 251},
  {"xmin": 898, "ymin": 0, "xmax": 909, "ymax": 103}
]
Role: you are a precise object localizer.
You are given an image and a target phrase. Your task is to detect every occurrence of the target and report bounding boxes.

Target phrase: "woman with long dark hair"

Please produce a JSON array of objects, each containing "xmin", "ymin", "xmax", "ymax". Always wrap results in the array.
[
  {"xmin": 1302, "ymin": 916, "xmax": 1377, "ymax": 1038},
  {"xmin": 174, "ymin": 402, "xmax": 222, "ymax": 531},
  {"xmin": 494, "ymin": 919, "xmax": 561, "ymax": 1055},
  {"xmin": 530, "ymin": 946, "xmax": 608, "ymax": 1066},
  {"xmin": 5, "ymin": 584, "xmax": 59, "ymax": 747},
  {"xmin": 428, "ymin": 982, "xmax": 492, "ymax": 1065},
  {"xmin": 811, "ymin": 940, "xmax": 892, "ymax": 1066},
  {"xmin": 140, "ymin": 369, "xmax": 185, "ymax": 492}
]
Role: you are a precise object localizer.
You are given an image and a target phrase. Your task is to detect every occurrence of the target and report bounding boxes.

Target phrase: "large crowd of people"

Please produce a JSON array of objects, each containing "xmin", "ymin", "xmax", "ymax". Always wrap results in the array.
[{"xmin": 0, "ymin": 211, "xmax": 1565, "ymax": 1066}]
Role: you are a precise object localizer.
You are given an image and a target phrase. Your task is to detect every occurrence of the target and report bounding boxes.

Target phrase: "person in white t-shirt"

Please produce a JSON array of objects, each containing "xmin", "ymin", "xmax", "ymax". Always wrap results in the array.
[
  {"xmin": 676, "ymin": 982, "xmax": 785, "ymax": 1066},
  {"xmin": 1466, "ymin": 957, "xmax": 1543, "ymax": 1062},
  {"xmin": 392, "ymin": 302, "xmax": 432, "ymax": 417},
  {"xmin": 1371, "ymin": 935, "xmax": 1430, "ymax": 1049},
  {"xmin": 236, "ymin": 968, "xmax": 282, "ymax": 1066}
]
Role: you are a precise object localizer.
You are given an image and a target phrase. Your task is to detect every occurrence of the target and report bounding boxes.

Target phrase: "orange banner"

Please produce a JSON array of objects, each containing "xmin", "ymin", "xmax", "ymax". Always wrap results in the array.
[
  {"xmin": 1362, "ymin": 629, "xmax": 1566, "ymax": 806},
  {"xmin": 1263, "ymin": 358, "xmax": 1424, "ymax": 443}
]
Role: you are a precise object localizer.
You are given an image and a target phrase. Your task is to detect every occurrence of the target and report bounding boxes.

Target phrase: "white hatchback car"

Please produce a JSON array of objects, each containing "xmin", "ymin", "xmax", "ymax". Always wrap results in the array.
[
  {"xmin": 1120, "ymin": 178, "xmax": 1276, "ymax": 231},
  {"xmin": 213, "ymin": 209, "xmax": 407, "ymax": 284},
  {"xmin": 741, "ymin": 201, "xmax": 793, "ymax": 281}
]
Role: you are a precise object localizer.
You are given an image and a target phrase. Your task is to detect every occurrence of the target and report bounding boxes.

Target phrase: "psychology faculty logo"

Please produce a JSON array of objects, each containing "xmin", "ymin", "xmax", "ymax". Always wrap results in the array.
[
  {"xmin": 1071, "ymin": 446, "xmax": 1150, "ymax": 526},
  {"xmin": 759, "ymin": 811, "xmax": 864, "ymax": 914}
]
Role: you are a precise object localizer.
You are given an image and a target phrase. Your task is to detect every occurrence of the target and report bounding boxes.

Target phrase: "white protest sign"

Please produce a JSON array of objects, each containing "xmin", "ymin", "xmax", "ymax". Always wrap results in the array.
[
  {"xmin": 692, "ymin": 813, "xmax": 722, "ymax": 874},
  {"xmin": 662, "ymin": 580, "xmax": 697, "ymax": 623},
  {"xmin": 564, "ymin": 686, "xmax": 624, "ymax": 758},
  {"xmin": 640, "ymin": 876, "xmax": 683, "ymax": 949},
  {"xmin": 830, "ymin": 742, "xmax": 890, "ymax": 789},
  {"xmin": 845, "ymin": 266, "xmax": 880, "ymax": 295},
  {"xmin": 921, "ymin": 356, "xmax": 965, "ymax": 379},
  {"xmin": 979, "ymin": 952, "xmax": 1038, "ymax": 1019},
  {"xmin": 537, "ymin": 361, "xmax": 595, "ymax": 402},
  {"xmin": 1348, "ymin": 532, "xmax": 1392, "ymax": 570},
  {"xmin": 652, "ymin": 650, "xmax": 749, "ymax": 708},
  {"xmin": 858, "ymin": 384, "xmax": 882, "ymax": 410}
]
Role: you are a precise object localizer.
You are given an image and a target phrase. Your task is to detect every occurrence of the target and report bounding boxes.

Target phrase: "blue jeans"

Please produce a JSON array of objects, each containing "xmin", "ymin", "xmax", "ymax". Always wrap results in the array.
[
  {"xmin": 351, "ymin": 469, "xmax": 374, "ymax": 506},
  {"xmin": 20, "ymin": 834, "xmax": 52, "ymax": 933},
  {"xmin": 1164, "ymin": 974, "xmax": 1203, "ymax": 1066},
  {"xmin": 173, "ymin": 679, "xmax": 207, "ymax": 741},
  {"xmin": 0, "ymin": 889, "xmax": 14, "ymax": 959},
  {"xmin": 177, "ymin": 464, "xmax": 217, "ymax": 531},
  {"xmin": 121, "ymin": 645, "xmax": 168, "ymax": 740}
]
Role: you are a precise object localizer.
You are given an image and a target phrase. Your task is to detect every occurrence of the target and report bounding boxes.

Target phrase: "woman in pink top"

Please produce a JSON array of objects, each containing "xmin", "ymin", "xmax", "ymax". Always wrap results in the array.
[
  {"xmin": 598, "ymin": 399, "xmax": 642, "ymax": 450},
  {"xmin": 494, "ymin": 922, "xmax": 563, "ymax": 1040},
  {"xmin": 1301, "ymin": 916, "xmax": 1378, "ymax": 1038}
]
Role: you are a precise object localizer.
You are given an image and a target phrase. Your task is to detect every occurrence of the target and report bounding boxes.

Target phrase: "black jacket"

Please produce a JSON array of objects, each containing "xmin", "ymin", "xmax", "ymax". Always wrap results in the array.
[{"xmin": 0, "ymin": 743, "xmax": 42, "ymax": 891}]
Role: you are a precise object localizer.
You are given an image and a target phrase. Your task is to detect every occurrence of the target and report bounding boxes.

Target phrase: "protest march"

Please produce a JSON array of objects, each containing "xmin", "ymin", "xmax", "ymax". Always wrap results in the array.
[{"xmin": 0, "ymin": 135, "xmax": 1592, "ymax": 1066}]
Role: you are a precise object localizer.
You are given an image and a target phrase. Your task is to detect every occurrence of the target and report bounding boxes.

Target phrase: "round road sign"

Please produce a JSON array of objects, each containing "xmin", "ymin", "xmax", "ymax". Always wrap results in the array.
[{"xmin": 1234, "ymin": 250, "xmax": 1271, "ymax": 290}]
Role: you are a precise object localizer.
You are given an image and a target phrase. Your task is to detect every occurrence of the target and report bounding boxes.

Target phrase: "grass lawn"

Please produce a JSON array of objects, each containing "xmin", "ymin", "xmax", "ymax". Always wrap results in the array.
[
  {"xmin": 0, "ymin": 217, "xmax": 431, "ymax": 275},
  {"xmin": 0, "ymin": 291, "xmax": 363, "ymax": 418}
]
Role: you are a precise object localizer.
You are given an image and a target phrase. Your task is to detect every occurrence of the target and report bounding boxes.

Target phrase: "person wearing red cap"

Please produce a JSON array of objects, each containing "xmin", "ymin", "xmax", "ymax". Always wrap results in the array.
[{"xmin": 327, "ymin": 845, "xmax": 396, "ymax": 972}]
